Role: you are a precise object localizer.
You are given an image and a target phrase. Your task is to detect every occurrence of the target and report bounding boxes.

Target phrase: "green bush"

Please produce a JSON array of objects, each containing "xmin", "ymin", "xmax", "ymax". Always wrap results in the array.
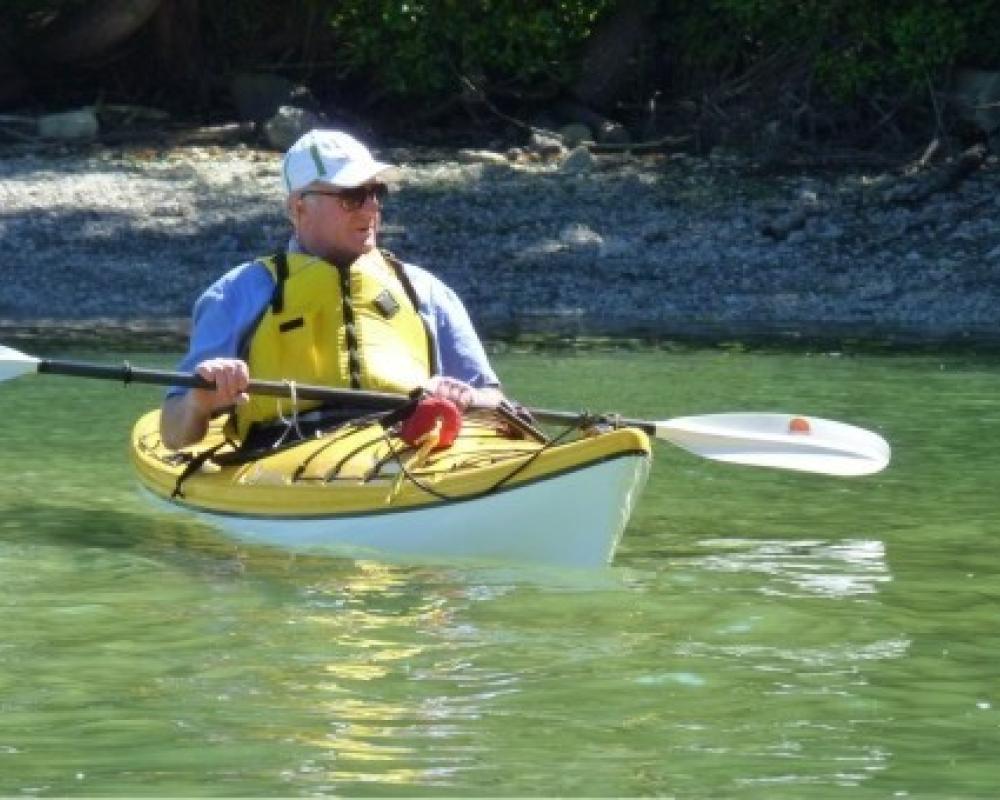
[
  {"xmin": 324, "ymin": 0, "xmax": 614, "ymax": 99},
  {"xmin": 678, "ymin": 0, "xmax": 998, "ymax": 100}
]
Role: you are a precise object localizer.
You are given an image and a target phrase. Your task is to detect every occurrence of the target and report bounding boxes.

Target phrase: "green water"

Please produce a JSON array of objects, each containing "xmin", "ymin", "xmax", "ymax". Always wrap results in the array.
[{"xmin": 1, "ymin": 346, "xmax": 999, "ymax": 798}]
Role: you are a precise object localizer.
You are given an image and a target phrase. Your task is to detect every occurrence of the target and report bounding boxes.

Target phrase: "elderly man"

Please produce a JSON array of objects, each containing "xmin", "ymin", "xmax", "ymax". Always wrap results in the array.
[{"xmin": 160, "ymin": 129, "xmax": 504, "ymax": 450}]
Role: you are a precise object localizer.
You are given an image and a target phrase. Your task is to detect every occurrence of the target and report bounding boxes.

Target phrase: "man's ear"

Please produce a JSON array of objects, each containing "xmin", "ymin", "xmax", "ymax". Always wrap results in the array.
[{"xmin": 286, "ymin": 193, "xmax": 302, "ymax": 225}]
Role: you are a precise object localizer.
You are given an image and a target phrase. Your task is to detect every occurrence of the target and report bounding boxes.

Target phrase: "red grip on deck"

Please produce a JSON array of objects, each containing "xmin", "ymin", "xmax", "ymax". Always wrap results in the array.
[{"xmin": 400, "ymin": 397, "xmax": 462, "ymax": 449}]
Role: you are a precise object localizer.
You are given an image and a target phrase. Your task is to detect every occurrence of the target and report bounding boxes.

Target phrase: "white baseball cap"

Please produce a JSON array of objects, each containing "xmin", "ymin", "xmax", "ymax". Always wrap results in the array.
[{"xmin": 281, "ymin": 129, "xmax": 393, "ymax": 194}]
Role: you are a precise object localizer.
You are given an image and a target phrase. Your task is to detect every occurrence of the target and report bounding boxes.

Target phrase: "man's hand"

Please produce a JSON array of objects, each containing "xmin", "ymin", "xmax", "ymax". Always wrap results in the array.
[
  {"xmin": 424, "ymin": 375, "xmax": 503, "ymax": 411},
  {"xmin": 193, "ymin": 358, "xmax": 250, "ymax": 411},
  {"xmin": 160, "ymin": 358, "xmax": 249, "ymax": 450}
]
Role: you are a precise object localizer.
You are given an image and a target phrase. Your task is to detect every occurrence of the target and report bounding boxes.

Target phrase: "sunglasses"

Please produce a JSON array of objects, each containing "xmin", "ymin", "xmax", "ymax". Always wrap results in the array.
[{"xmin": 300, "ymin": 183, "xmax": 389, "ymax": 211}]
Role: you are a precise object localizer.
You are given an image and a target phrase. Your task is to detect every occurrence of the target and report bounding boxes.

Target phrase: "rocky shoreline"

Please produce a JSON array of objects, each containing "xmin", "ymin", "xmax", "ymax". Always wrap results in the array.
[{"xmin": 2, "ymin": 141, "xmax": 999, "ymax": 351}]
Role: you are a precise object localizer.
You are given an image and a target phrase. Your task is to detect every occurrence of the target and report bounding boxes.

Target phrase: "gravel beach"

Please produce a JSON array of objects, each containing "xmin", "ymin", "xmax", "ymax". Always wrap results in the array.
[{"xmin": 2, "ymin": 141, "xmax": 999, "ymax": 348}]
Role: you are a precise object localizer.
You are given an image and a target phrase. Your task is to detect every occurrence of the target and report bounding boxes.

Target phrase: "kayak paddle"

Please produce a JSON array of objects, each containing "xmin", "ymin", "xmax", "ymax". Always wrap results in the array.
[{"xmin": 0, "ymin": 345, "xmax": 890, "ymax": 476}]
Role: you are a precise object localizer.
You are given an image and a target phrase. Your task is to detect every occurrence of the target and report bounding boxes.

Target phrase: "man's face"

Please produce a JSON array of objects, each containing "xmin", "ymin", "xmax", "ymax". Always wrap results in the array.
[{"xmin": 291, "ymin": 182, "xmax": 385, "ymax": 265}]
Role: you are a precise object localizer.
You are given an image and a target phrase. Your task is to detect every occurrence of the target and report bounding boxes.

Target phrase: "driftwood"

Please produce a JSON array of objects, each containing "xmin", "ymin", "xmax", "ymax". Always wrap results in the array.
[
  {"xmin": 905, "ymin": 138, "xmax": 943, "ymax": 174},
  {"xmin": 884, "ymin": 143, "xmax": 988, "ymax": 207},
  {"xmin": 588, "ymin": 135, "xmax": 691, "ymax": 154},
  {"xmin": 96, "ymin": 122, "xmax": 250, "ymax": 146},
  {"xmin": 0, "ymin": 114, "xmax": 37, "ymax": 143},
  {"xmin": 455, "ymin": 75, "xmax": 679, "ymax": 156}
]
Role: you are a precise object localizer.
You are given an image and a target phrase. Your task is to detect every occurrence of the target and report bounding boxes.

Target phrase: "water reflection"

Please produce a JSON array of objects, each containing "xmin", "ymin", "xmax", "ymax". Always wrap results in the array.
[
  {"xmin": 693, "ymin": 538, "xmax": 892, "ymax": 597},
  {"xmin": 0, "ymin": 495, "xmax": 908, "ymax": 795},
  {"xmin": 264, "ymin": 561, "xmax": 521, "ymax": 791}
]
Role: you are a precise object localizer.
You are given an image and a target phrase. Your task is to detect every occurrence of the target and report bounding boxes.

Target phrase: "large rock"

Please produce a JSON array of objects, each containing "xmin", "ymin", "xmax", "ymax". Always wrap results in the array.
[
  {"xmin": 231, "ymin": 72, "xmax": 312, "ymax": 124},
  {"xmin": 262, "ymin": 105, "xmax": 324, "ymax": 151},
  {"xmin": 558, "ymin": 123, "xmax": 593, "ymax": 147}
]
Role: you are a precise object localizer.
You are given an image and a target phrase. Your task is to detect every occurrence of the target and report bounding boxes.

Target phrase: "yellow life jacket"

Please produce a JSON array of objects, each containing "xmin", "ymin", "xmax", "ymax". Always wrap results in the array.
[{"xmin": 231, "ymin": 249, "xmax": 434, "ymax": 441}]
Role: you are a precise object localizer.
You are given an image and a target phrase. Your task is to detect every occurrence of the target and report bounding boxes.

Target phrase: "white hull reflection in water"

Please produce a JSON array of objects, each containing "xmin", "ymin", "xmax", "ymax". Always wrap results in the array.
[{"xmin": 694, "ymin": 538, "xmax": 891, "ymax": 597}]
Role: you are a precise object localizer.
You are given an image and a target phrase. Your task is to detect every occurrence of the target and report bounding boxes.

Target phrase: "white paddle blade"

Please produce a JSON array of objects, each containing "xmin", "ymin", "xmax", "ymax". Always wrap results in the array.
[
  {"xmin": 0, "ymin": 346, "xmax": 41, "ymax": 382},
  {"xmin": 654, "ymin": 413, "xmax": 891, "ymax": 476}
]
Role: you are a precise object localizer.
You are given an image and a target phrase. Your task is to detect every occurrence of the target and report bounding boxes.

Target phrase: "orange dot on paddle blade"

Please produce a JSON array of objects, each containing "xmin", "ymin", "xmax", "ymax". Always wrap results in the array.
[{"xmin": 789, "ymin": 417, "xmax": 811, "ymax": 434}]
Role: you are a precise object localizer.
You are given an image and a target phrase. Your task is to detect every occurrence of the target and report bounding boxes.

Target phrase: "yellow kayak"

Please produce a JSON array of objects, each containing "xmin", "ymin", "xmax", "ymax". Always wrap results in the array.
[{"xmin": 131, "ymin": 409, "xmax": 651, "ymax": 566}]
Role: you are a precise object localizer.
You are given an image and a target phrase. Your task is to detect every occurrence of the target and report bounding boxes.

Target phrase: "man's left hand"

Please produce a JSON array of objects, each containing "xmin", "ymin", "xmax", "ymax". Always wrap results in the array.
[{"xmin": 424, "ymin": 376, "xmax": 503, "ymax": 410}]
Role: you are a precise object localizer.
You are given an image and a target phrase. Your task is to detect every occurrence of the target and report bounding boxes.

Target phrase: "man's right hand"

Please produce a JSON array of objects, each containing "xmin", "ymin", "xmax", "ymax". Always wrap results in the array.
[
  {"xmin": 160, "ymin": 358, "xmax": 249, "ymax": 450},
  {"xmin": 192, "ymin": 358, "xmax": 250, "ymax": 412}
]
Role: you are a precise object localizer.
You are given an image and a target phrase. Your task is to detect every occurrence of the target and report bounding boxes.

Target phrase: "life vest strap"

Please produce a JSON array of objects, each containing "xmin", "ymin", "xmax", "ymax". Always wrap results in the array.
[{"xmin": 270, "ymin": 250, "xmax": 289, "ymax": 313}]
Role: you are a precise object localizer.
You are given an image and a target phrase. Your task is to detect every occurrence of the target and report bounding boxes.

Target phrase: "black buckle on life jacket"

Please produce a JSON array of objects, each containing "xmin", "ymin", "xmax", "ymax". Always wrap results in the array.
[{"xmin": 374, "ymin": 288, "xmax": 401, "ymax": 319}]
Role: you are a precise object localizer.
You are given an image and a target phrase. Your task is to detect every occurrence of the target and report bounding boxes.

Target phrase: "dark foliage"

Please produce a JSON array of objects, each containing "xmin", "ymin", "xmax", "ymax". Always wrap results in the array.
[{"xmin": 1, "ymin": 0, "xmax": 998, "ymax": 152}]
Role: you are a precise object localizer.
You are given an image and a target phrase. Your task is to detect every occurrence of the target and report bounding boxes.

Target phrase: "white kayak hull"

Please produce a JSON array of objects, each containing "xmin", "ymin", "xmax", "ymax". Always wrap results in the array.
[{"xmin": 146, "ymin": 453, "xmax": 649, "ymax": 567}]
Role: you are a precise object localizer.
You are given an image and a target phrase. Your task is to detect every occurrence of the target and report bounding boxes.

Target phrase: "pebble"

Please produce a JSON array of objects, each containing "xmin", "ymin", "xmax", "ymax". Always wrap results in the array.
[{"xmin": 1, "ymin": 144, "xmax": 999, "ymax": 345}]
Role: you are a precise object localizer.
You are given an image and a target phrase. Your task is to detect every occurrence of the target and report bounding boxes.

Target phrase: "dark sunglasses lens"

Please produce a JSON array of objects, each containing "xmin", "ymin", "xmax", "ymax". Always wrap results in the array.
[{"xmin": 342, "ymin": 184, "xmax": 387, "ymax": 209}]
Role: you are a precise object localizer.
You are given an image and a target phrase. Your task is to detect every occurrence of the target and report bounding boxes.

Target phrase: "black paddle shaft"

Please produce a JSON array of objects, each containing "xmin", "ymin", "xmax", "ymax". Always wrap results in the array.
[
  {"xmin": 525, "ymin": 405, "xmax": 656, "ymax": 435},
  {"xmin": 36, "ymin": 357, "xmax": 409, "ymax": 410},
  {"xmin": 34, "ymin": 356, "xmax": 656, "ymax": 434}
]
